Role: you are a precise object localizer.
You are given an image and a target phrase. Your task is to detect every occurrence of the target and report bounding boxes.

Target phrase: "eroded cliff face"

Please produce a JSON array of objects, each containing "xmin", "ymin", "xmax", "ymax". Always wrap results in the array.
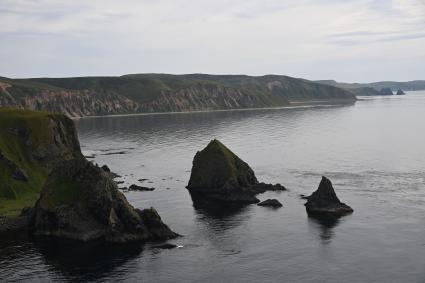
[
  {"xmin": 0, "ymin": 84, "xmax": 287, "ymax": 117},
  {"xmin": 0, "ymin": 74, "xmax": 356, "ymax": 118}
]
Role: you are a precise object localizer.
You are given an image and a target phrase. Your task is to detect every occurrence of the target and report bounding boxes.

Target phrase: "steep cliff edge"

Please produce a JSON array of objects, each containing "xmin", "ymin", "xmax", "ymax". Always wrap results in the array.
[
  {"xmin": 0, "ymin": 109, "xmax": 178, "ymax": 243},
  {"xmin": 0, "ymin": 74, "xmax": 355, "ymax": 117},
  {"xmin": 0, "ymin": 109, "xmax": 82, "ymax": 216}
]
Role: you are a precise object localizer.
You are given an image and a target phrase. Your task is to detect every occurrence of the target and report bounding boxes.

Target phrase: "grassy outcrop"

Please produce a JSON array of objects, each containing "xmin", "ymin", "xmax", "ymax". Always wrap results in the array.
[
  {"xmin": 31, "ymin": 159, "xmax": 178, "ymax": 242},
  {"xmin": 0, "ymin": 108, "xmax": 82, "ymax": 216},
  {"xmin": 187, "ymin": 139, "xmax": 285, "ymax": 203}
]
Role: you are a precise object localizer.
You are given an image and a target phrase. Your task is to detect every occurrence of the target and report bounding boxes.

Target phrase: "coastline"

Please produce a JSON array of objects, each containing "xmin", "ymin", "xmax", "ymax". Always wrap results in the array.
[{"xmin": 71, "ymin": 99, "xmax": 356, "ymax": 120}]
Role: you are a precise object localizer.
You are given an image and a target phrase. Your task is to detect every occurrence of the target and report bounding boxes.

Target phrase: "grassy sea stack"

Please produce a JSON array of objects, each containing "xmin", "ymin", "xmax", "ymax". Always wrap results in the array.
[
  {"xmin": 187, "ymin": 139, "xmax": 286, "ymax": 203},
  {"xmin": 305, "ymin": 176, "xmax": 353, "ymax": 217}
]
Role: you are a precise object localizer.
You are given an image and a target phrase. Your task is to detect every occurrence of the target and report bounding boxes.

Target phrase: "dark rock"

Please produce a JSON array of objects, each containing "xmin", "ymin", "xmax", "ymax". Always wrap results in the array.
[
  {"xmin": 257, "ymin": 199, "xmax": 283, "ymax": 207},
  {"xmin": 100, "ymin": 151, "xmax": 127, "ymax": 156},
  {"xmin": 30, "ymin": 159, "xmax": 178, "ymax": 243},
  {"xmin": 305, "ymin": 176, "xmax": 353, "ymax": 217},
  {"xmin": 396, "ymin": 89, "xmax": 405, "ymax": 95},
  {"xmin": 20, "ymin": 206, "xmax": 34, "ymax": 216},
  {"xmin": 300, "ymin": 194, "xmax": 310, "ymax": 200},
  {"xmin": 128, "ymin": 184, "xmax": 155, "ymax": 191},
  {"xmin": 101, "ymin": 165, "xmax": 111, "ymax": 172},
  {"xmin": 138, "ymin": 178, "xmax": 148, "ymax": 182},
  {"xmin": 115, "ymin": 181, "xmax": 125, "ymax": 185},
  {"xmin": 152, "ymin": 243, "xmax": 178, "ymax": 249},
  {"xmin": 13, "ymin": 168, "xmax": 28, "ymax": 182},
  {"xmin": 187, "ymin": 139, "xmax": 286, "ymax": 204},
  {"xmin": 379, "ymin": 88, "xmax": 393, "ymax": 95}
]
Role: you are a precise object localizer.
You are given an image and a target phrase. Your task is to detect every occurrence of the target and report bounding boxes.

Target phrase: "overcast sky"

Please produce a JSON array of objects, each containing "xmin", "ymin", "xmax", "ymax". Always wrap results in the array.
[{"xmin": 0, "ymin": 0, "xmax": 424, "ymax": 82}]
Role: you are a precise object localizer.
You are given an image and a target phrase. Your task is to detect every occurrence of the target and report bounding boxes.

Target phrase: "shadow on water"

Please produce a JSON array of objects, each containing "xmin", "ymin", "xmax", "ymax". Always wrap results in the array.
[
  {"xmin": 33, "ymin": 237, "xmax": 143, "ymax": 281},
  {"xmin": 307, "ymin": 215, "xmax": 340, "ymax": 244}
]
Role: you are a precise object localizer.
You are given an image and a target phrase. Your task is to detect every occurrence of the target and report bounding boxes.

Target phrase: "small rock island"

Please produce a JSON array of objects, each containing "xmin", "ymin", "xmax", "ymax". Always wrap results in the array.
[
  {"xmin": 304, "ymin": 176, "xmax": 353, "ymax": 217},
  {"xmin": 187, "ymin": 139, "xmax": 285, "ymax": 203},
  {"xmin": 396, "ymin": 88, "xmax": 406, "ymax": 95}
]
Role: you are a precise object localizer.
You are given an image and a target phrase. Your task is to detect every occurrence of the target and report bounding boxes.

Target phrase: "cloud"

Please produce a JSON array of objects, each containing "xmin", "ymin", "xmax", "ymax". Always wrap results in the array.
[{"xmin": 0, "ymin": 0, "xmax": 424, "ymax": 82}]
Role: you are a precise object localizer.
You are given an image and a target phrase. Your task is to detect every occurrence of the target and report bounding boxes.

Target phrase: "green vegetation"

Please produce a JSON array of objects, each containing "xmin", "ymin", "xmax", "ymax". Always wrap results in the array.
[
  {"xmin": 188, "ymin": 139, "xmax": 257, "ymax": 190},
  {"xmin": 0, "ymin": 108, "xmax": 80, "ymax": 216},
  {"xmin": 40, "ymin": 180, "xmax": 82, "ymax": 209},
  {"xmin": 316, "ymin": 79, "xmax": 425, "ymax": 94},
  {"xmin": 1, "ymin": 73, "xmax": 356, "ymax": 106}
]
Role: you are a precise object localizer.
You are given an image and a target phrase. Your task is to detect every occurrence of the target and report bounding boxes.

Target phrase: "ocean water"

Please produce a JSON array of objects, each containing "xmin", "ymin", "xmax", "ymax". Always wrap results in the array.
[{"xmin": 1, "ymin": 92, "xmax": 425, "ymax": 282}]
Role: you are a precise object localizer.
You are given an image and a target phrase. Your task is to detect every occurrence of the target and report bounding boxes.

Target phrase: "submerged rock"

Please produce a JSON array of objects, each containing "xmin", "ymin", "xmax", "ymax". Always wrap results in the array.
[
  {"xmin": 257, "ymin": 199, "xmax": 283, "ymax": 207},
  {"xmin": 30, "ymin": 159, "xmax": 178, "ymax": 243},
  {"xmin": 152, "ymin": 243, "xmax": 178, "ymax": 249},
  {"xmin": 187, "ymin": 139, "xmax": 286, "ymax": 203},
  {"xmin": 128, "ymin": 184, "xmax": 155, "ymax": 191},
  {"xmin": 305, "ymin": 177, "xmax": 353, "ymax": 217},
  {"xmin": 101, "ymin": 164, "xmax": 111, "ymax": 172}
]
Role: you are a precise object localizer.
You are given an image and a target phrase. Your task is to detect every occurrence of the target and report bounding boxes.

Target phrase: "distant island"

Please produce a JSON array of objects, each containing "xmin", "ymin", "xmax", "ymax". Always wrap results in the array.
[
  {"xmin": 316, "ymin": 79, "xmax": 425, "ymax": 96},
  {"xmin": 0, "ymin": 74, "xmax": 355, "ymax": 117}
]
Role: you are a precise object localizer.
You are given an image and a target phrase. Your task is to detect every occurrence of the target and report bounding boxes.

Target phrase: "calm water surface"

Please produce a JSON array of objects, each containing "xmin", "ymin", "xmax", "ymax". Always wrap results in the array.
[{"xmin": 1, "ymin": 92, "xmax": 425, "ymax": 282}]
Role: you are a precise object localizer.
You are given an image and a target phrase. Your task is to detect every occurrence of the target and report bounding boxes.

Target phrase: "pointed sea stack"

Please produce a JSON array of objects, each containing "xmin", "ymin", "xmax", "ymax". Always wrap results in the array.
[
  {"xmin": 396, "ymin": 89, "xmax": 405, "ymax": 95},
  {"xmin": 187, "ymin": 139, "xmax": 285, "ymax": 203},
  {"xmin": 305, "ymin": 176, "xmax": 353, "ymax": 217}
]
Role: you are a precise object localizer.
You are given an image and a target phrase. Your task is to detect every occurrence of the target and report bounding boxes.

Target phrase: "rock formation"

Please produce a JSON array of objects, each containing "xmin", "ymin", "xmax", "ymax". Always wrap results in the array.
[
  {"xmin": 396, "ymin": 89, "xmax": 405, "ymax": 95},
  {"xmin": 305, "ymin": 177, "xmax": 353, "ymax": 217},
  {"xmin": 30, "ymin": 159, "xmax": 178, "ymax": 243},
  {"xmin": 187, "ymin": 139, "xmax": 286, "ymax": 203},
  {"xmin": 0, "ymin": 109, "xmax": 83, "ymax": 215},
  {"xmin": 257, "ymin": 199, "xmax": 283, "ymax": 207}
]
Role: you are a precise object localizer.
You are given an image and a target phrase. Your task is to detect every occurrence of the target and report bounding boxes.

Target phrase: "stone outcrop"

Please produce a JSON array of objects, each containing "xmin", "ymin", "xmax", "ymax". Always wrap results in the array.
[
  {"xmin": 257, "ymin": 199, "xmax": 283, "ymax": 207},
  {"xmin": 187, "ymin": 139, "xmax": 286, "ymax": 203},
  {"xmin": 30, "ymin": 159, "xmax": 178, "ymax": 243},
  {"xmin": 396, "ymin": 89, "xmax": 405, "ymax": 95},
  {"xmin": 305, "ymin": 177, "xmax": 353, "ymax": 217}
]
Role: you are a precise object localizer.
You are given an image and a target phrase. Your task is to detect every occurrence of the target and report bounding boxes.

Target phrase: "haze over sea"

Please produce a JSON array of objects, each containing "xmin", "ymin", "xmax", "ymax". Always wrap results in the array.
[{"xmin": 1, "ymin": 92, "xmax": 425, "ymax": 282}]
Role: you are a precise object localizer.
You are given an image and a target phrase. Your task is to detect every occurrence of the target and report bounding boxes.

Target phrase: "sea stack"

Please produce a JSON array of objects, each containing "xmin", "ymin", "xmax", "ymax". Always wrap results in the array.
[
  {"xmin": 396, "ymin": 89, "xmax": 405, "ymax": 95},
  {"xmin": 30, "ymin": 159, "xmax": 178, "ymax": 243},
  {"xmin": 186, "ymin": 139, "xmax": 285, "ymax": 203},
  {"xmin": 305, "ymin": 176, "xmax": 353, "ymax": 217}
]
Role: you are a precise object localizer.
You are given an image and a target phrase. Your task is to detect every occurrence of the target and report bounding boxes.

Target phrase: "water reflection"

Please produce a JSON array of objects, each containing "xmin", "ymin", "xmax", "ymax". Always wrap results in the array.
[
  {"xmin": 34, "ymin": 238, "xmax": 143, "ymax": 281},
  {"xmin": 308, "ymin": 215, "xmax": 340, "ymax": 244},
  {"xmin": 190, "ymin": 194, "xmax": 251, "ymax": 232}
]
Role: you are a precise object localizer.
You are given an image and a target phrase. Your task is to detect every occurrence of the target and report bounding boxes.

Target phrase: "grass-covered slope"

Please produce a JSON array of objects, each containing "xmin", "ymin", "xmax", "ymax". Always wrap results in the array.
[
  {"xmin": 0, "ymin": 74, "xmax": 356, "ymax": 117},
  {"xmin": 0, "ymin": 109, "xmax": 82, "ymax": 216}
]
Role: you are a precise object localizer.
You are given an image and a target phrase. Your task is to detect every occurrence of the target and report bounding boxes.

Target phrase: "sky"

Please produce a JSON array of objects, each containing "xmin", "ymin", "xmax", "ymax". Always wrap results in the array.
[{"xmin": 0, "ymin": 0, "xmax": 424, "ymax": 82}]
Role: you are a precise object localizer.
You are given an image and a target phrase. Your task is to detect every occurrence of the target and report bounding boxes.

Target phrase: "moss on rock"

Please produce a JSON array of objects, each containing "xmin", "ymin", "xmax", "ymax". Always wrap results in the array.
[
  {"xmin": 0, "ymin": 108, "xmax": 82, "ymax": 216},
  {"xmin": 31, "ymin": 159, "xmax": 178, "ymax": 243},
  {"xmin": 187, "ymin": 139, "xmax": 285, "ymax": 203}
]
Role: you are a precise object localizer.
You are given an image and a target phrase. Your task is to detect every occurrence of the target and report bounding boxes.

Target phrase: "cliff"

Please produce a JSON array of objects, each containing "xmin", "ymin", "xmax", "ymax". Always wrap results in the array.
[
  {"xmin": 0, "ymin": 109, "xmax": 178, "ymax": 242},
  {"xmin": 0, "ymin": 74, "xmax": 356, "ymax": 117},
  {"xmin": 317, "ymin": 79, "xmax": 425, "ymax": 95},
  {"xmin": 0, "ymin": 109, "xmax": 82, "ymax": 216}
]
